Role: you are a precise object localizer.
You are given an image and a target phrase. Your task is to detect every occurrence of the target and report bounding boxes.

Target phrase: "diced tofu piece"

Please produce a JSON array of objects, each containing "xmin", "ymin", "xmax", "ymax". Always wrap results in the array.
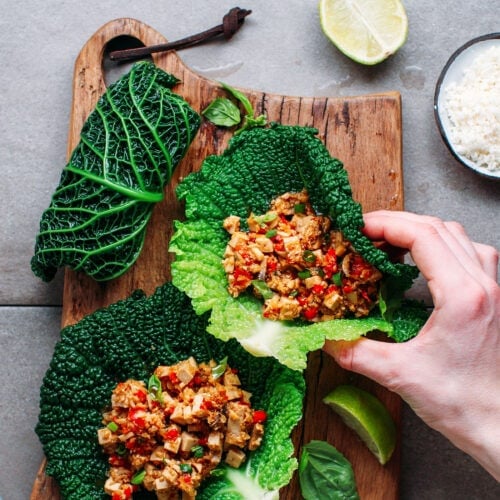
[
  {"xmin": 223, "ymin": 370, "xmax": 241, "ymax": 386},
  {"xmin": 153, "ymin": 365, "xmax": 170, "ymax": 379},
  {"xmin": 304, "ymin": 275, "xmax": 324, "ymax": 289},
  {"xmin": 296, "ymin": 215, "xmax": 325, "ymax": 249},
  {"xmin": 176, "ymin": 357, "xmax": 199, "ymax": 386},
  {"xmin": 240, "ymin": 390, "xmax": 252, "ymax": 404},
  {"xmin": 225, "ymin": 431, "xmax": 249, "ymax": 448},
  {"xmin": 183, "ymin": 405, "xmax": 195, "ymax": 424},
  {"xmin": 210, "ymin": 450, "xmax": 222, "ymax": 466},
  {"xmin": 222, "ymin": 255, "xmax": 235, "ymax": 274},
  {"xmin": 248, "ymin": 423, "xmax": 265, "ymax": 451},
  {"xmin": 255, "ymin": 235, "xmax": 274, "ymax": 253},
  {"xmin": 170, "ymin": 403, "xmax": 185, "ymax": 422},
  {"xmin": 323, "ymin": 290, "xmax": 343, "ymax": 311},
  {"xmin": 207, "ymin": 431, "xmax": 223, "ymax": 452},
  {"xmin": 250, "ymin": 245, "xmax": 265, "ymax": 262},
  {"xmin": 225, "ymin": 386, "xmax": 242, "ymax": 401},
  {"xmin": 191, "ymin": 393, "xmax": 209, "ymax": 418},
  {"xmin": 163, "ymin": 425, "xmax": 182, "ymax": 454},
  {"xmin": 161, "ymin": 462, "xmax": 179, "ymax": 485},
  {"xmin": 97, "ymin": 427, "xmax": 118, "ymax": 446},
  {"xmin": 282, "ymin": 236, "xmax": 302, "ymax": 263},
  {"xmin": 225, "ymin": 447, "xmax": 247, "ymax": 468},
  {"xmin": 103, "ymin": 477, "xmax": 122, "ymax": 495},
  {"xmin": 223, "ymin": 215, "xmax": 241, "ymax": 234},
  {"xmin": 180, "ymin": 431, "xmax": 199, "ymax": 453},
  {"xmin": 155, "ymin": 476, "xmax": 171, "ymax": 493},
  {"xmin": 170, "ymin": 403, "xmax": 194, "ymax": 425},
  {"xmin": 228, "ymin": 232, "xmax": 249, "ymax": 250},
  {"xmin": 150, "ymin": 446, "xmax": 167, "ymax": 463}
]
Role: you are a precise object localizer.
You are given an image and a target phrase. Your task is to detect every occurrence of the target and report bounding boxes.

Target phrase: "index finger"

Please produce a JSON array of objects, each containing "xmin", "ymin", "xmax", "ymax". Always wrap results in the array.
[{"xmin": 362, "ymin": 211, "xmax": 472, "ymax": 302}]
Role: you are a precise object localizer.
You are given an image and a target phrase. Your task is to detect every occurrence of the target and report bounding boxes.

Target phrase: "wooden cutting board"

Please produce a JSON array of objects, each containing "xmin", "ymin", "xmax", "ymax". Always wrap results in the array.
[{"xmin": 31, "ymin": 18, "xmax": 404, "ymax": 500}]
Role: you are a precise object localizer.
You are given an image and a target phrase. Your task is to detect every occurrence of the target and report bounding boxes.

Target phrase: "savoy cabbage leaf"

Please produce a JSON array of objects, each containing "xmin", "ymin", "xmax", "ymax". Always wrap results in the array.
[
  {"xmin": 35, "ymin": 282, "xmax": 305, "ymax": 499},
  {"xmin": 31, "ymin": 61, "xmax": 200, "ymax": 282},
  {"xmin": 170, "ymin": 124, "xmax": 426, "ymax": 370}
]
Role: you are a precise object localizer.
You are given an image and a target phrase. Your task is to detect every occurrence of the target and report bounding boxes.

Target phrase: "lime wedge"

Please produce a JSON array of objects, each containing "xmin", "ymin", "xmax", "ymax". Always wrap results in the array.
[
  {"xmin": 319, "ymin": 0, "xmax": 408, "ymax": 65},
  {"xmin": 323, "ymin": 385, "xmax": 397, "ymax": 464}
]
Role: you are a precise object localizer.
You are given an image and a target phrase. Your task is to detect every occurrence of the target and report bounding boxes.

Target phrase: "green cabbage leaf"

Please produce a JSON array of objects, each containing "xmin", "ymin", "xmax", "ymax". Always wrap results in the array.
[
  {"xmin": 170, "ymin": 124, "xmax": 426, "ymax": 370},
  {"xmin": 35, "ymin": 283, "xmax": 305, "ymax": 499},
  {"xmin": 31, "ymin": 61, "xmax": 200, "ymax": 282}
]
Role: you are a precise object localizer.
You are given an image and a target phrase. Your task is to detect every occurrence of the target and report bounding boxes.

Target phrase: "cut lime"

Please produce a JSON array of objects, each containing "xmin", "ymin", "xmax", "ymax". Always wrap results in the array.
[
  {"xmin": 323, "ymin": 385, "xmax": 397, "ymax": 464},
  {"xmin": 319, "ymin": 0, "xmax": 408, "ymax": 65}
]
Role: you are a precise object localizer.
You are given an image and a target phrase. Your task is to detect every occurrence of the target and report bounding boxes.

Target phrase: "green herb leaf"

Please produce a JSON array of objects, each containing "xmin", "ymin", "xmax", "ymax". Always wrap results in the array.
[
  {"xmin": 191, "ymin": 445, "xmax": 204, "ymax": 458},
  {"xmin": 251, "ymin": 280, "xmax": 274, "ymax": 300},
  {"xmin": 218, "ymin": 82, "xmax": 267, "ymax": 135},
  {"xmin": 265, "ymin": 229, "xmax": 277, "ymax": 238},
  {"xmin": 294, "ymin": 203, "xmax": 306, "ymax": 213},
  {"xmin": 298, "ymin": 269, "xmax": 311, "ymax": 280},
  {"xmin": 202, "ymin": 97, "xmax": 241, "ymax": 127},
  {"xmin": 116, "ymin": 443, "xmax": 127, "ymax": 456},
  {"xmin": 180, "ymin": 463, "xmax": 193, "ymax": 474},
  {"xmin": 220, "ymin": 82, "xmax": 254, "ymax": 116},
  {"xmin": 211, "ymin": 356, "xmax": 228, "ymax": 380},
  {"xmin": 106, "ymin": 421, "xmax": 118, "ymax": 432},
  {"xmin": 131, "ymin": 469, "xmax": 146, "ymax": 485},
  {"xmin": 332, "ymin": 272, "xmax": 343, "ymax": 287},
  {"xmin": 299, "ymin": 440, "xmax": 359, "ymax": 500},
  {"xmin": 303, "ymin": 250, "xmax": 316, "ymax": 263},
  {"xmin": 147, "ymin": 374, "xmax": 163, "ymax": 403},
  {"xmin": 254, "ymin": 212, "xmax": 277, "ymax": 225}
]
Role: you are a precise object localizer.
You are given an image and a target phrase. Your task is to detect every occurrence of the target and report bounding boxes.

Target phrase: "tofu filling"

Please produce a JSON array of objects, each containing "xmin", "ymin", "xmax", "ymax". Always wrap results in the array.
[
  {"xmin": 223, "ymin": 190, "xmax": 383, "ymax": 322},
  {"xmin": 98, "ymin": 357, "xmax": 266, "ymax": 500}
]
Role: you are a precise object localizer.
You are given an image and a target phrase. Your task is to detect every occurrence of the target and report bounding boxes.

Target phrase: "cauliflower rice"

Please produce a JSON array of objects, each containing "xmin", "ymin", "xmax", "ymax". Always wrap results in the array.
[{"xmin": 443, "ymin": 45, "xmax": 500, "ymax": 172}]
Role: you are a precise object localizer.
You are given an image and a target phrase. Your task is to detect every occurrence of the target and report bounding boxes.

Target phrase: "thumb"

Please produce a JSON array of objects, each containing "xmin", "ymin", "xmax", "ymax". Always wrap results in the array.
[{"xmin": 323, "ymin": 338, "xmax": 404, "ymax": 389}]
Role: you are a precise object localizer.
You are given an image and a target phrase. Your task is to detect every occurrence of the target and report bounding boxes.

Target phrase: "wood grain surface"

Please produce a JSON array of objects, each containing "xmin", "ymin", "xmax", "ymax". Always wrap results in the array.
[{"xmin": 31, "ymin": 18, "xmax": 404, "ymax": 500}]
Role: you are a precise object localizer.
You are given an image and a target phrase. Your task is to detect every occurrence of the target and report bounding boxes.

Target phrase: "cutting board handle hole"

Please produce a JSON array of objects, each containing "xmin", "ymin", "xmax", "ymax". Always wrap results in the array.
[{"xmin": 103, "ymin": 35, "xmax": 152, "ymax": 86}]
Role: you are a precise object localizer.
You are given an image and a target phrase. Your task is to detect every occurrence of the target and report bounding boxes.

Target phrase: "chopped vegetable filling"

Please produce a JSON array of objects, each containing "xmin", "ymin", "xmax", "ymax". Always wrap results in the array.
[
  {"xmin": 98, "ymin": 357, "xmax": 266, "ymax": 500},
  {"xmin": 223, "ymin": 191, "xmax": 382, "ymax": 322}
]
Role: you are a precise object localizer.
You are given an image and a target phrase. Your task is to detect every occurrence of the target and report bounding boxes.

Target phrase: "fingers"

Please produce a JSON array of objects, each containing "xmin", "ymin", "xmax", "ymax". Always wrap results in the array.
[
  {"xmin": 473, "ymin": 242, "xmax": 499, "ymax": 280},
  {"xmin": 362, "ymin": 212, "xmax": 470, "ymax": 300},
  {"xmin": 362, "ymin": 211, "xmax": 497, "ymax": 302},
  {"xmin": 323, "ymin": 338, "xmax": 404, "ymax": 389}
]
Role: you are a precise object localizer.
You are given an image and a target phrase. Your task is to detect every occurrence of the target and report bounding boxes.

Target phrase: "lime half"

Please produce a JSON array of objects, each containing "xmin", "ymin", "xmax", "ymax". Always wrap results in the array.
[
  {"xmin": 323, "ymin": 385, "xmax": 397, "ymax": 464},
  {"xmin": 319, "ymin": 0, "xmax": 408, "ymax": 65}
]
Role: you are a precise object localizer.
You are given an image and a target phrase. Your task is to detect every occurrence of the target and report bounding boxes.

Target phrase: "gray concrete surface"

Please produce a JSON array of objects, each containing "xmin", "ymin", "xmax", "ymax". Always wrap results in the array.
[{"xmin": 0, "ymin": 0, "xmax": 498, "ymax": 498}]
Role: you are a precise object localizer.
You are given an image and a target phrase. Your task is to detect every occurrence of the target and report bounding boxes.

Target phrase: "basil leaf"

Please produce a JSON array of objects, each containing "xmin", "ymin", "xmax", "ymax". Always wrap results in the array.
[
  {"xmin": 299, "ymin": 440, "xmax": 359, "ymax": 500},
  {"xmin": 220, "ymin": 82, "xmax": 254, "ymax": 116},
  {"xmin": 219, "ymin": 81, "xmax": 267, "ymax": 135},
  {"xmin": 202, "ymin": 97, "xmax": 241, "ymax": 127}
]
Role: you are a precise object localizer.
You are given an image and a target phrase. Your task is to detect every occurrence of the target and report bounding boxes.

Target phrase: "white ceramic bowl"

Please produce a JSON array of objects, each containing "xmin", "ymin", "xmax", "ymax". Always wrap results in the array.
[{"xmin": 434, "ymin": 33, "xmax": 500, "ymax": 180}]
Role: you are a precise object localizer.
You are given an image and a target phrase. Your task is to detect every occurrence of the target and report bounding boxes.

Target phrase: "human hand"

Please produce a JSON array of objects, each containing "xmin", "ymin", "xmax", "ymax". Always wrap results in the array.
[{"xmin": 323, "ymin": 210, "xmax": 500, "ymax": 480}]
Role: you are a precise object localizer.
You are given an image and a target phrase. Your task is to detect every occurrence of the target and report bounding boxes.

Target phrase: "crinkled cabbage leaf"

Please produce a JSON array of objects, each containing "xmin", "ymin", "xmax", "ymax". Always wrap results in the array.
[
  {"xmin": 36, "ymin": 282, "xmax": 305, "ymax": 499},
  {"xmin": 170, "ymin": 124, "xmax": 426, "ymax": 370},
  {"xmin": 31, "ymin": 61, "xmax": 200, "ymax": 282}
]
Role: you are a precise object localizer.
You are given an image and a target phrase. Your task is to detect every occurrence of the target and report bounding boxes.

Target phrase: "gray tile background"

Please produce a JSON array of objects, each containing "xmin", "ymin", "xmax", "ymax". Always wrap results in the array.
[{"xmin": 1, "ymin": 0, "xmax": 499, "ymax": 498}]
